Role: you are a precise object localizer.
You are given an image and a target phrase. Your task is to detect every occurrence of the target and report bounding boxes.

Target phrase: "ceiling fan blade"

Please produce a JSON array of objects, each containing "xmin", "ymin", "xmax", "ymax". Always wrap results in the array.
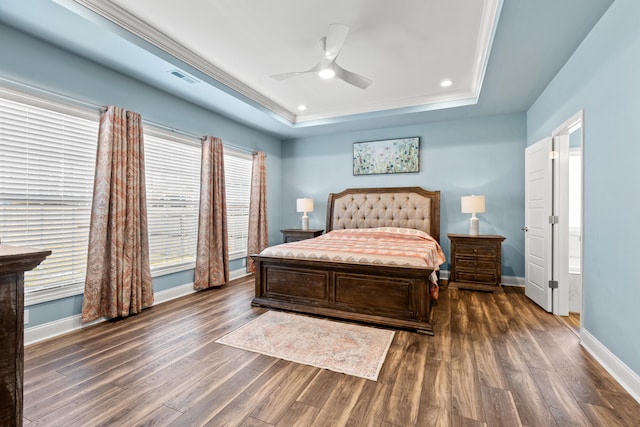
[
  {"xmin": 324, "ymin": 24, "xmax": 349, "ymax": 60},
  {"xmin": 270, "ymin": 71, "xmax": 308, "ymax": 80},
  {"xmin": 334, "ymin": 64, "xmax": 372, "ymax": 89},
  {"xmin": 271, "ymin": 61, "xmax": 324, "ymax": 80}
]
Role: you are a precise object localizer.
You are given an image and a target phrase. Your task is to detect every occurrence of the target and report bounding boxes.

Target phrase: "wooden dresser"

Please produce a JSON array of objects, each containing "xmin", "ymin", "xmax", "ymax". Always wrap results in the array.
[
  {"xmin": 0, "ymin": 244, "xmax": 50, "ymax": 427},
  {"xmin": 448, "ymin": 234, "xmax": 505, "ymax": 292},
  {"xmin": 280, "ymin": 229, "xmax": 324, "ymax": 243}
]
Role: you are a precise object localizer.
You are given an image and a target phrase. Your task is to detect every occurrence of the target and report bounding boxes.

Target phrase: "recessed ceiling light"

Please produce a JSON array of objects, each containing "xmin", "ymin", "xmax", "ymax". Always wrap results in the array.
[
  {"xmin": 318, "ymin": 68, "xmax": 336, "ymax": 79},
  {"xmin": 298, "ymin": 104, "xmax": 307, "ymax": 111},
  {"xmin": 440, "ymin": 79, "xmax": 453, "ymax": 87}
]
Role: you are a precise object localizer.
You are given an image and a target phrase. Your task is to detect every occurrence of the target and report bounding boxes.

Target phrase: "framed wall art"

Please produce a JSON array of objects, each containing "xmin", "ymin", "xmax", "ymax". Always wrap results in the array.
[{"xmin": 353, "ymin": 136, "xmax": 420, "ymax": 175}]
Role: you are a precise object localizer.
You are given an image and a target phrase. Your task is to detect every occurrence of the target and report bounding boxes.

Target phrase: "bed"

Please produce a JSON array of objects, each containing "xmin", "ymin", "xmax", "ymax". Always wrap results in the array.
[{"xmin": 250, "ymin": 187, "xmax": 443, "ymax": 334}]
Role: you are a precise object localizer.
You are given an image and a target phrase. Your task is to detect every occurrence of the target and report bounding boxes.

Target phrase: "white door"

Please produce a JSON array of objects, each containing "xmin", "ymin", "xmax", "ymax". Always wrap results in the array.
[{"xmin": 524, "ymin": 137, "xmax": 553, "ymax": 311}]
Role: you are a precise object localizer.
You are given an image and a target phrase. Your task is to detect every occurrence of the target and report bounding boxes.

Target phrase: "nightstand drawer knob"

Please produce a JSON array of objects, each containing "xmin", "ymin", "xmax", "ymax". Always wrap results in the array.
[{"xmin": 473, "ymin": 249, "xmax": 478, "ymax": 253}]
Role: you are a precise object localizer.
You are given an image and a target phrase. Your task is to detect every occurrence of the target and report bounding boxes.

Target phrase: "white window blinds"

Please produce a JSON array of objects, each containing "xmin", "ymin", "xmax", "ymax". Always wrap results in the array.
[
  {"xmin": 143, "ymin": 134, "xmax": 254, "ymax": 268},
  {"xmin": 0, "ymin": 91, "xmax": 99, "ymax": 293},
  {"xmin": 143, "ymin": 129, "xmax": 200, "ymax": 272},
  {"xmin": 224, "ymin": 149, "xmax": 252, "ymax": 259}
]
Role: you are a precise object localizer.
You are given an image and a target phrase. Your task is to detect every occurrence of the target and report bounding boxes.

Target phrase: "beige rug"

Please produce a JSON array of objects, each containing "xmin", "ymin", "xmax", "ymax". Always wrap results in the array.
[{"xmin": 216, "ymin": 311, "xmax": 395, "ymax": 381}]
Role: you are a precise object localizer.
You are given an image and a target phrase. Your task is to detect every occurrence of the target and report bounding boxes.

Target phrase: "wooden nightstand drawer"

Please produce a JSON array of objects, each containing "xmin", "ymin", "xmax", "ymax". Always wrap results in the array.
[
  {"xmin": 454, "ymin": 270, "xmax": 498, "ymax": 284},
  {"xmin": 448, "ymin": 234, "xmax": 505, "ymax": 292},
  {"xmin": 454, "ymin": 243, "xmax": 498, "ymax": 258},
  {"xmin": 455, "ymin": 258, "xmax": 497, "ymax": 270}
]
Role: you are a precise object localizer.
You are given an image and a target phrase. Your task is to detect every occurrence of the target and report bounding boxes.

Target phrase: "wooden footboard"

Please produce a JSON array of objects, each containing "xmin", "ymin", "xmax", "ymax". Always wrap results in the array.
[{"xmin": 251, "ymin": 255, "xmax": 435, "ymax": 335}]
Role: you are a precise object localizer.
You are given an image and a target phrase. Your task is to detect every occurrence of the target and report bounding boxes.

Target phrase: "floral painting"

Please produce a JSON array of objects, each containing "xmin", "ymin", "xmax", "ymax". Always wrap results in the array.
[{"xmin": 353, "ymin": 137, "xmax": 420, "ymax": 175}]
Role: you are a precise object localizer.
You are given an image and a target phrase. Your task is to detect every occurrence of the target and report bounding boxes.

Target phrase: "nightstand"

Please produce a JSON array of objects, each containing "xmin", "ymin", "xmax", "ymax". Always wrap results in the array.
[
  {"xmin": 281, "ymin": 229, "xmax": 324, "ymax": 243},
  {"xmin": 448, "ymin": 234, "xmax": 505, "ymax": 292}
]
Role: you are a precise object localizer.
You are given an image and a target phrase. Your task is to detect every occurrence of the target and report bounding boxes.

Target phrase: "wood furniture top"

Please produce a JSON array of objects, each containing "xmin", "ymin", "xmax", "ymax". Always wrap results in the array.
[
  {"xmin": 280, "ymin": 229, "xmax": 324, "ymax": 243},
  {"xmin": 0, "ymin": 244, "xmax": 52, "ymax": 275},
  {"xmin": 447, "ymin": 234, "xmax": 505, "ymax": 240}
]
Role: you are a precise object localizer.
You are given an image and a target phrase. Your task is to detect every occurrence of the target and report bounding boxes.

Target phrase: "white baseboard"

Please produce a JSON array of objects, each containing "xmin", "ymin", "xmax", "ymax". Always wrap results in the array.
[
  {"xmin": 154, "ymin": 281, "xmax": 198, "ymax": 305},
  {"xmin": 25, "ymin": 312, "xmax": 106, "ymax": 346},
  {"xmin": 502, "ymin": 275, "xmax": 525, "ymax": 287},
  {"xmin": 229, "ymin": 268, "xmax": 250, "ymax": 281},
  {"xmin": 25, "ymin": 268, "xmax": 250, "ymax": 346},
  {"xmin": 581, "ymin": 328, "xmax": 640, "ymax": 404},
  {"xmin": 440, "ymin": 270, "xmax": 525, "ymax": 288}
]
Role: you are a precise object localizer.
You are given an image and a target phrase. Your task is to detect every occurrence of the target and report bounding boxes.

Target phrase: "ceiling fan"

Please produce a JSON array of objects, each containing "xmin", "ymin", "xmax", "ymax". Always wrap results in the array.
[{"xmin": 271, "ymin": 24, "xmax": 372, "ymax": 90}]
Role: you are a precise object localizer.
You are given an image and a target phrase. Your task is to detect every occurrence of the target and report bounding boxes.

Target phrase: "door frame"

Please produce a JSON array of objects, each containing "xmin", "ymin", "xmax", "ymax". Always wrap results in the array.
[{"xmin": 552, "ymin": 110, "xmax": 584, "ymax": 319}]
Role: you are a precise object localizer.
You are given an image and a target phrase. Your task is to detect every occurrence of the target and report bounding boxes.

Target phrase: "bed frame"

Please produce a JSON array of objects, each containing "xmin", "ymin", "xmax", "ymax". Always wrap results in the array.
[{"xmin": 250, "ymin": 187, "xmax": 441, "ymax": 334}]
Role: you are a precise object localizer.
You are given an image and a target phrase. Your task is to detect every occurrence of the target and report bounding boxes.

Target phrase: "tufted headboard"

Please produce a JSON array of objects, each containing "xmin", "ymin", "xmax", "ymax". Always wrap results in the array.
[{"xmin": 326, "ymin": 187, "xmax": 441, "ymax": 242}]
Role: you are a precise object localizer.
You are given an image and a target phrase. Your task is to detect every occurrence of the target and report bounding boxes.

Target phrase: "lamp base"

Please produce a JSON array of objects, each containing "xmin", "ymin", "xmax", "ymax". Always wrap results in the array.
[
  {"xmin": 469, "ymin": 217, "xmax": 479, "ymax": 236},
  {"xmin": 301, "ymin": 215, "xmax": 309, "ymax": 230}
]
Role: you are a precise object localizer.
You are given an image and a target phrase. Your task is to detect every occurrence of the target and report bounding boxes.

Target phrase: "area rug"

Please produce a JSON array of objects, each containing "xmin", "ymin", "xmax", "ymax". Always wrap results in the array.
[{"xmin": 216, "ymin": 311, "xmax": 395, "ymax": 381}]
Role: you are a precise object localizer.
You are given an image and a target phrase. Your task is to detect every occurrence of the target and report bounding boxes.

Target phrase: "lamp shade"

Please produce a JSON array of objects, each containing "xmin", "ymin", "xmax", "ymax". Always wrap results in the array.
[
  {"xmin": 461, "ymin": 195, "xmax": 486, "ymax": 214},
  {"xmin": 296, "ymin": 198, "xmax": 314, "ymax": 213}
]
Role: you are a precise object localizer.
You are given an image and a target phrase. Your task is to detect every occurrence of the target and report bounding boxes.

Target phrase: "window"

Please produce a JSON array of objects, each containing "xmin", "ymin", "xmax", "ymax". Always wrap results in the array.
[
  {"xmin": 0, "ymin": 88, "xmax": 99, "ymax": 301},
  {"xmin": 0, "ymin": 85, "xmax": 254, "ymax": 305},
  {"xmin": 144, "ymin": 134, "xmax": 253, "ymax": 271},
  {"xmin": 224, "ymin": 148, "xmax": 253, "ymax": 259},
  {"xmin": 144, "ymin": 129, "xmax": 200, "ymax": 274}
]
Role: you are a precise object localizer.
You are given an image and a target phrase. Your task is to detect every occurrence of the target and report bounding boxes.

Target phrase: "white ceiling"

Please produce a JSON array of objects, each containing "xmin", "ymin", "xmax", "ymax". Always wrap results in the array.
[
  {"xmin": 0, "ymin": 0, "xmax": 615, "ymax": 139},
  {"xmin": 96, "ymin": 0, "xmax": 500, "ymax": 124}
]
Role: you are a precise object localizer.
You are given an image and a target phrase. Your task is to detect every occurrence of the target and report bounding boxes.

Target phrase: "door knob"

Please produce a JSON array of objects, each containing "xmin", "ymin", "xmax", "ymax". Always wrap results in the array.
[{"xmin": 522, "ymin": 226, "xmax": 528, "ymax": 232}]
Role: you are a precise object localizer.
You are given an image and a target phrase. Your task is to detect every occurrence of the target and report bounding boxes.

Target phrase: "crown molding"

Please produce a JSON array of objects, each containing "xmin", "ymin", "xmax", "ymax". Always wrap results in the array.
[
  {"xmin": 470, "ymin": 0, "xmax": 503, "ymax": 97},
  {"xmin": 69, "ymin": 0, "xmax": 296, "ymax": 124},
  {"xmin": 293, "ymin": 90, "xmax": 478, "ymax": 124}
]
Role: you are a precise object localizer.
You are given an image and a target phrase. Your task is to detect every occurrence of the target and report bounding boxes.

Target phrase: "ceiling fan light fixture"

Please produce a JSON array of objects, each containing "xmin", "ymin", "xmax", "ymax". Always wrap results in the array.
[
  {"xmin": 270, "ymin": 24, "xmax": 370, "ymax": 89},
  {"xmin": 318, "ymin": 68, "xmax": 336, "ymax": 79}
]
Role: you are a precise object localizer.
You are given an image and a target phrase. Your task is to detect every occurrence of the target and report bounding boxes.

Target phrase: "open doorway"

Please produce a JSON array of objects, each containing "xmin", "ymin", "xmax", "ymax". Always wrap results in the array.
[
  {"xmin": 555, "ymin": 112, "xmax": 583, "ymax": 336},
  {"xmin": 566, "ymin": 123, "xmax": 583, "ymax": 334},
  {"xmin": 524, "ymin": 111, "xmax": 584, "ymax": 326}
]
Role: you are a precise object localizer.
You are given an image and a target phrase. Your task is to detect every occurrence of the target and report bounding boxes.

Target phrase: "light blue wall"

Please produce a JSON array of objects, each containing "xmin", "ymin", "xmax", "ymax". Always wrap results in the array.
[
  {"xmin": 26, "ymin": 267, "xmax": 178, "ymax": 327},
  {"xmin": 527, "ymin": 0, "xmax": 640, "ymax": 376},
  {"xmin": 281, "ymin": 114, "xmax": 526, "ymax": 276},
  {"xmin": 0, "ymin": 23, "xmax": 282, "ymax": 329},
  {"xmin": 25, "ymin": 260, "xmax": 237, "ymax": 328}
]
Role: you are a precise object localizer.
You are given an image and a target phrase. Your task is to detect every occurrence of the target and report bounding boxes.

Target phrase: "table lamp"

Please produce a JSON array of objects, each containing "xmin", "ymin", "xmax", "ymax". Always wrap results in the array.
[
  {"xmin": 296, "ymin": 198, "xmax": 314, "ymax": 230},
  {"xmin": 461, "ymin": 195, "xmax": 486, "ymax": 235}
]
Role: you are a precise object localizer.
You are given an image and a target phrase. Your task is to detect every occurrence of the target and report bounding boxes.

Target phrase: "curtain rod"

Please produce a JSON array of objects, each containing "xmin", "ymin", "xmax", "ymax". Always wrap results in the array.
[
  {"xmin": 1, "ymin": 76, "xmax": 258, "ymax": 156},
  {"xmin": 148, "ymin": 121, "xmax": 258, "ymax": 156}
]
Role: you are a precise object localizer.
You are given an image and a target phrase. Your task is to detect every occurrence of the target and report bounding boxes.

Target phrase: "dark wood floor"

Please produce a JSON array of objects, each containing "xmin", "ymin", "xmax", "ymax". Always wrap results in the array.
[{"xmin": 23, "ymin": 277, "xmax": 640, "ymax": 426}]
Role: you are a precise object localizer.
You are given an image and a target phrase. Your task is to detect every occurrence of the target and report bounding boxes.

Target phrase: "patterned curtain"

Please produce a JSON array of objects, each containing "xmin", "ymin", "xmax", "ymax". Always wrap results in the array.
[
  {"xmin": 247, "ymin": 151, "xmax": 268, "ymax": 273},
  {"xmin": 194, "ymin": 136, "xmax": 229, "ymax": 289},
  {"xmin": 82, "ymin": 106, "xmax": 153, "ymax": 322}
]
